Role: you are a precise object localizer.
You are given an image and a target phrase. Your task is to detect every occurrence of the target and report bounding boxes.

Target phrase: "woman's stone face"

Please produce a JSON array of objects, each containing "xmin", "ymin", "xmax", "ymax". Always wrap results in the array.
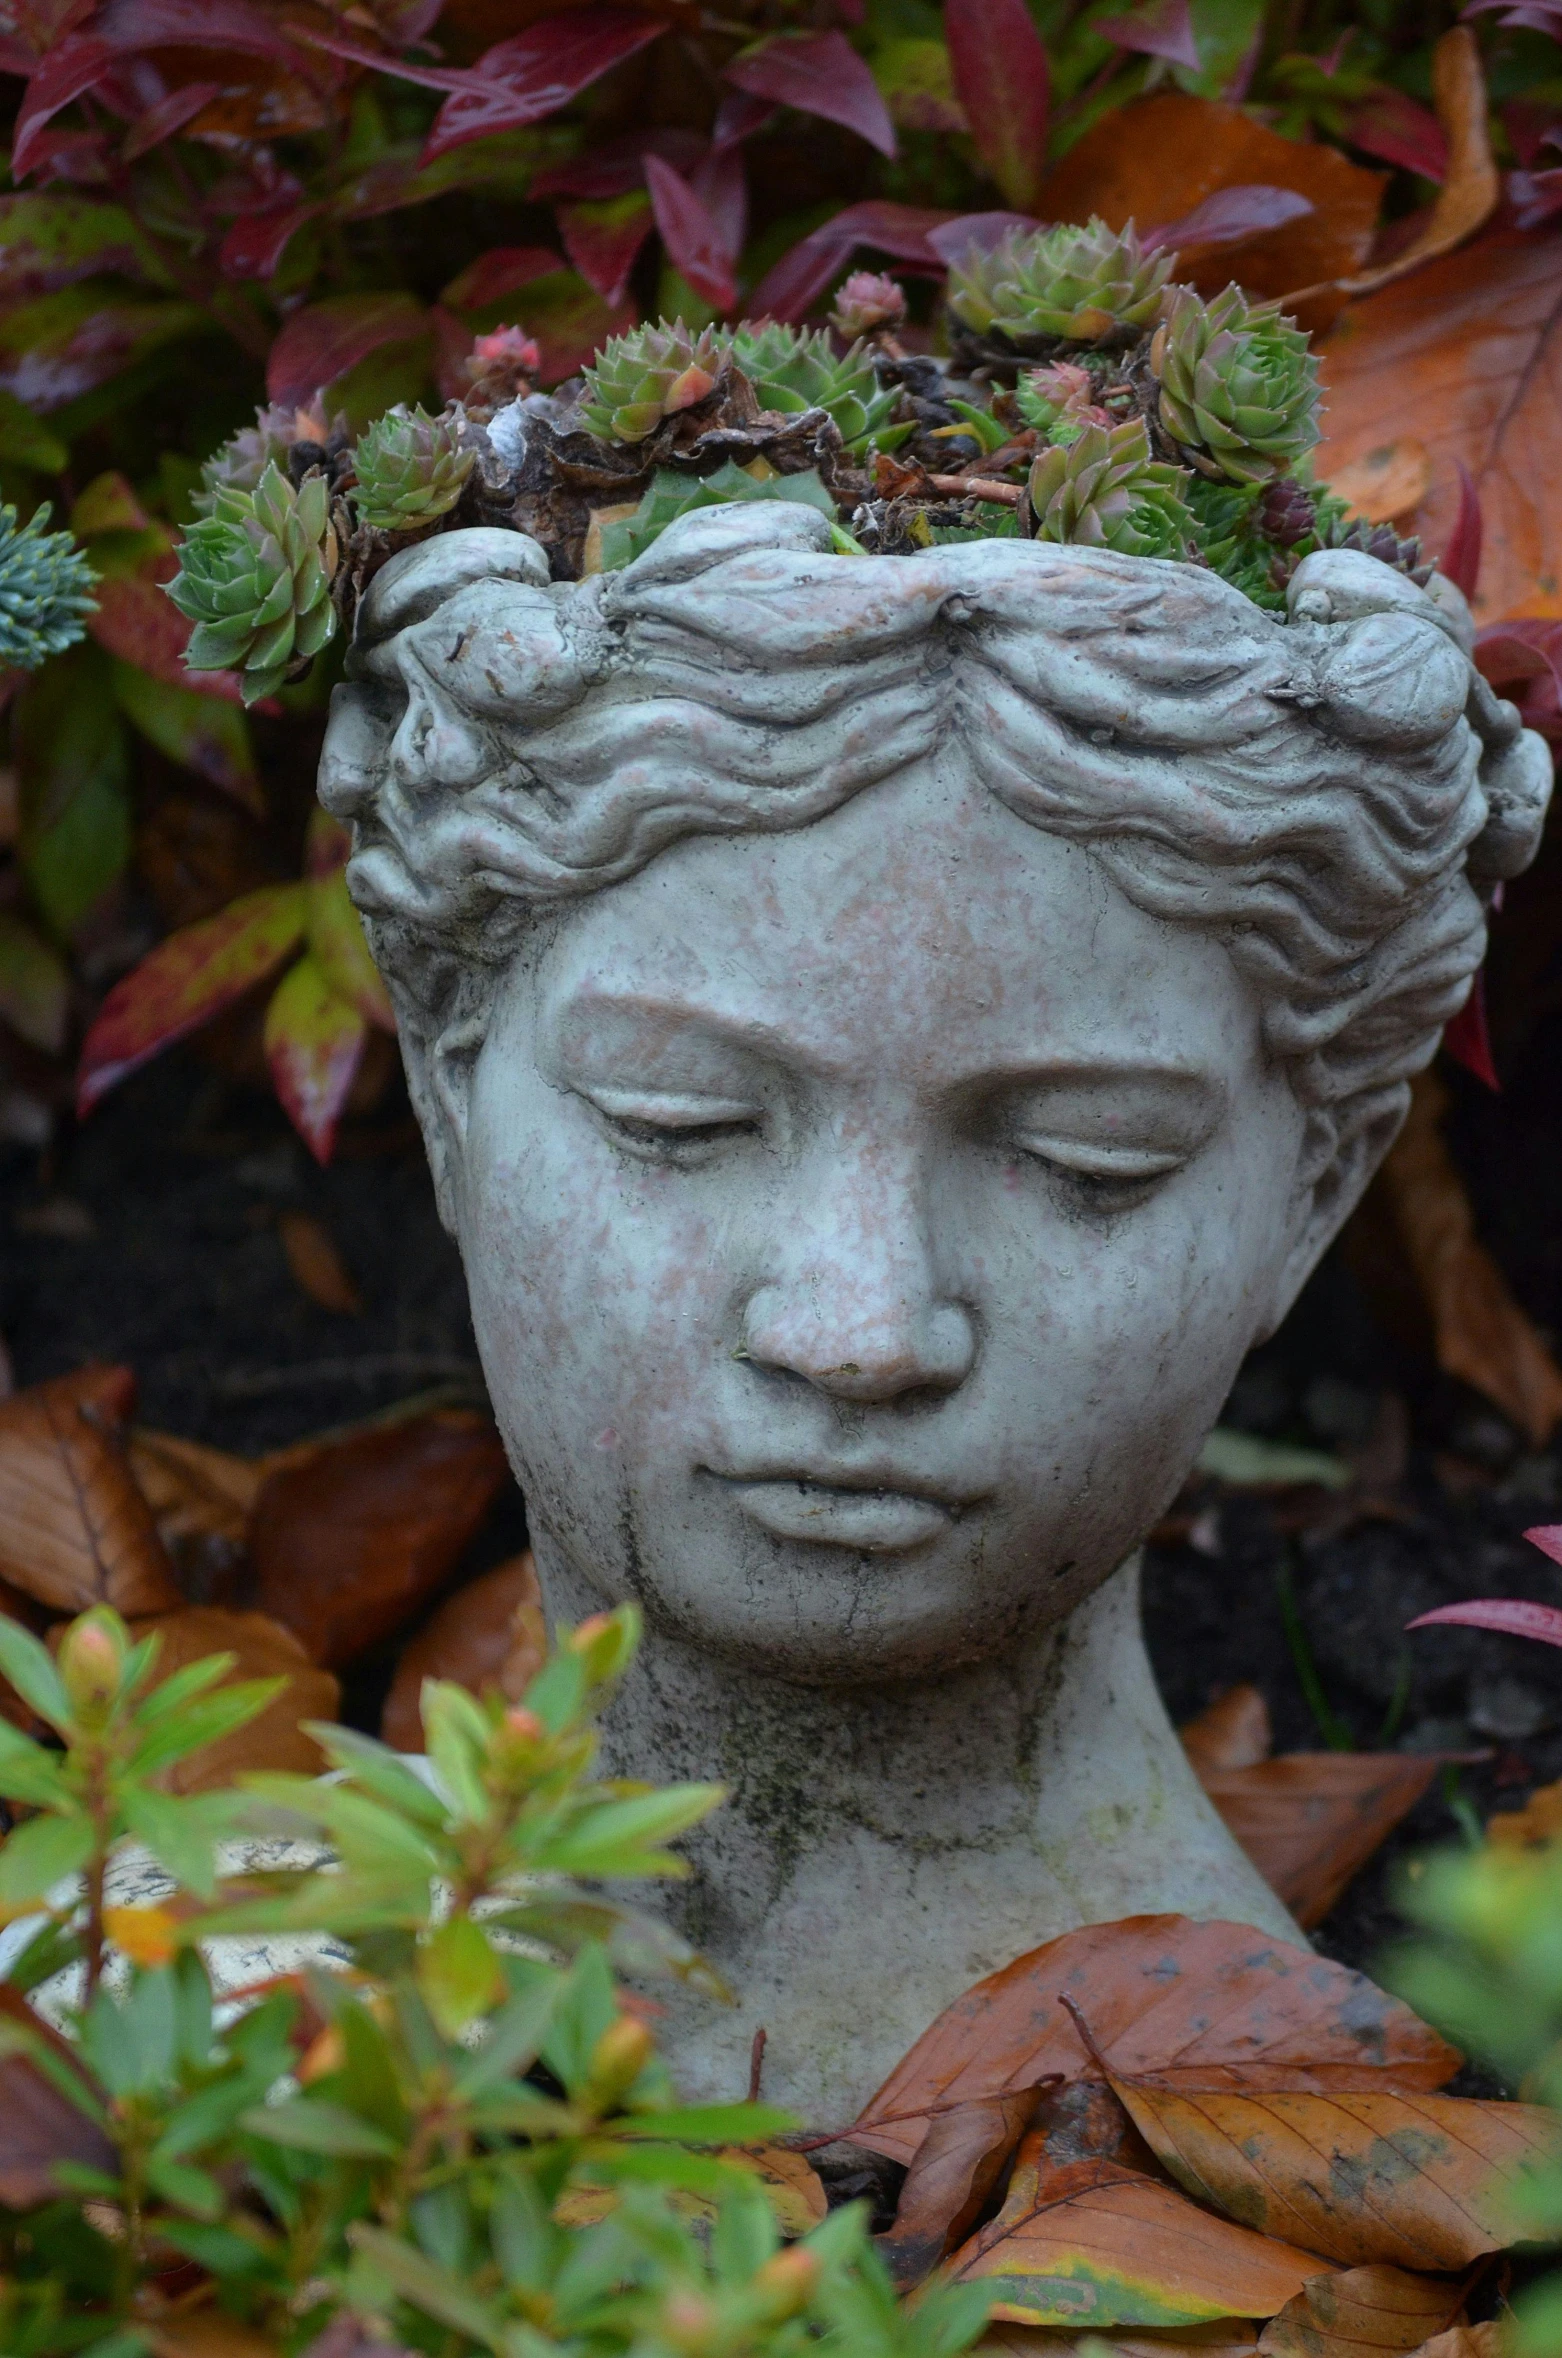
[{"xmin": 456, "ymin": 757, "xmax": 1309, "ymax": 1681}]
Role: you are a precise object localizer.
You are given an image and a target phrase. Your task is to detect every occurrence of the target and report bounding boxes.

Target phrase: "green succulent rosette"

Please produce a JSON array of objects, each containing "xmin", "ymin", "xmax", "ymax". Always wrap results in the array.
[
  {"xmin": 729, "ymin": 323, "xmax": 909, "ymax": 454},
  {"xmin": 1025, "ymin": 418, "xmax": 1193, "ymax": 558},
  {"xmin": 581, "ymin": 321, "xmax": 726, "ymax": 442},
  {"xmin": 350, "ymin": 404, "xmax": 475, "ymax": 532},
  {"xmin": 168, "ymin": 462, "xmax": 338, "ymax": 704},
  {"xmin": 1151, "ymin": 282, "xmax": 1322, "ymax": 486},
  {"xmin": 596, "ymin": 461, "xmax": 836, "ymax": 571},
  {"xmin": 0, "ymin": 503, "xmax": 96, "ymax": 670},
  {"xmin": 947, "ymin": 217, "xmax": 1173, "ymax": 347}
]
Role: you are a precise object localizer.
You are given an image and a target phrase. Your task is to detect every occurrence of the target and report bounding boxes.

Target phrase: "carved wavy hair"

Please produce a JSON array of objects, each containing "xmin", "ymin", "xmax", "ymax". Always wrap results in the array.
[{"xmin": 318, "ymin": 502, "xmax": 1551, "ymax": 1173}]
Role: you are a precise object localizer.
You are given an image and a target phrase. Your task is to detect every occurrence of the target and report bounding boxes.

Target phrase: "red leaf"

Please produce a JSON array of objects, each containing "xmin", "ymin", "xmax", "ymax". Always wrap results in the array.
[
  {"xmin": 1095, "ymin": 0, "xmax": 1201, "ymax": 71},
  {"xmin": 749, "ymin": 199, "xmax": 958, "ymax": 323},
  {"xmin": 221, "ymin": 197, "xmax": 318, "ymax": 281},
  {"xmin": 693, "ymin": 145, "xmax": 746, "ymax": 261},
  {"xmin": 12, "ymin": 34, "xmax": 116, "ymax": 179},
  {"xmin": 421, "ymin": 7, "xmax": 665, "ymax": 165},
  {"xmin": 927, "ymin": 211, "xmax": 1037, "ymax": 262},
  {"xmin": 531, "ymin": 126, "xmax": 704, "ymax": 200},
  {"xmin": 644, "ymin": 152, "xmax": 736, "ymax": 308},
  {"xmin": 78, "ymin": 884, "xmax": 306, "ymax": 1115},
  {"xmin": 439, "ymin": 244, "xmax": 560, "ymax": 311},
  {"xmin": 263, "ymin": 950, "xmax": 366, "ymax": 1164},
  {"xmin": 1475, "ymin": 618, "xmax": 1562, "ymax": 742},
  {"xmin": 266, "ymin": 291, "xmax": 427, "ymax": 406},
  {"xmin": 723, "ymin": 30, "xmax": 896, "ymax": 159},
  {"xmin": 1512, "ymin": 166, "xmax": 1562, "ymax": 229},
  {"xmin": 712, "ymin": 87, "xmax": 774, "ymax": 149},
  {"xmin": 559, "ymin": 195, "xmax": 654, "ymax": 307},
  {"xmin": 944, "ymin": 0, "xmax": 1049, "ymax": 213},
  {"xmin": 1145, "ymin": 184, "xmax": 1314, "ymax": 254},
  {"xmin": 1343, "ymin": 89, "xmax": 1449, "ymax": 182},
  {"xmin": 1528, "ymin": 1524, "xmax": 1562, "ymax": 1568},
  {"xmin": 282, "ymin": 19, "xmax": 473, "ymax": 92},
  {"xmin": 120, "ymin": 80, "xmax": 221, "ymax": 159},
  {"xmin": 1408, "ymin": 1598, "xmax": 1562, "ymax": 1646},
  {"xmin": 1442, "ymin": 969, "xmax": 1499, "ymax": 1091},
  {"xmin": 92, "ymin": 0, "xmax": 302, "ymax": 60},
  {"xmin": 1440, "ymin": 459, "xmax": 1483, "ymax": 599}
]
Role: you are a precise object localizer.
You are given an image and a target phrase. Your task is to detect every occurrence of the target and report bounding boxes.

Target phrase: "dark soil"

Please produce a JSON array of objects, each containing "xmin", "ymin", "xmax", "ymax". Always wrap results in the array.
[{"xmin": 5, "ymin": 1027, "xmax": 1562, "ymax": 1992}]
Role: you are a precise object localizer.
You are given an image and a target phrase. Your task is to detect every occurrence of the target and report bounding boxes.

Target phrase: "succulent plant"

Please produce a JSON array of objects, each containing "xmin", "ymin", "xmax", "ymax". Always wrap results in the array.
[
  {"xmin": 1151, "ymin": 283, "xmax": 1322, "ymax": 486},
  {"xmin": 595, "ymin": 461, "xmax": 836, "ymax": 571},
  {"xmin": 462, "ymin": 323, "xmax": 542, "ymax": 412},
  {"xmin": 168, "ymin": 462, "xmax": 339, "ymax": 704},
  {"xmin": 580, "ymin": 321, "xmax": 725, "ymax": 442},
  {"xmin": 1255, "ymin": 474, "xmax": 1320, "ymax": 547},
  {"xmin": 349, "ymin": 404, "xmax": 476, "ymax": 532},
  {"xmin": 1015, "ymin": 360, "xmax": 1114, "ymax": 444},
  {"xmin": 729, "ymin": 322, "xmax": 907, "ymax": 454},
  {"xmin": 0, "ymin": 503, "xmax": 96, "ymax": 669},
  {"xmin": 946, "ymin": 217, "xmax": 1173, "ymax": 348},
  {"xmin": 196, "ymin": 402, "xmax": 337, "ymax": 513},
  {"xmin": 829, "ymin": 270, "xmax": 908, "ymax": 341},
  {"xmin": 1327, "ymin": 510, "xmax": 1434, "ymax": 585},
  {"xmin": 1026, "ymin": 418, "xmax": 1193, "ymax": 558}
]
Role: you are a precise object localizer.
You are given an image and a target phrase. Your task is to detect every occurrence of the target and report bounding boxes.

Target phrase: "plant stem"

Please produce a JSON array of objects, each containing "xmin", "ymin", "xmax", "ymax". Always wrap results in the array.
[{"xmin": 1276, "ymin": 1556, "xmax": 1355, "ymax": 1751}]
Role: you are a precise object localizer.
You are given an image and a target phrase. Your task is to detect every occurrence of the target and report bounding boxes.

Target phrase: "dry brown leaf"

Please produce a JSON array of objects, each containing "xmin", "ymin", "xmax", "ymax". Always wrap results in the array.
[
  {"xmin": 1197, "ymin": 1755, "xmax": 1441, "ymax": 1929},
  {"xmin": 1257, "ymin": 2264, "xmax": 1468, "ymax": 2358},
  {"xmin": 145, "ymin": 2321, "xmax": 282, "ymax": 2358},
  {"xmin": 279, "ymin": 1210, "xmax": 364, "ymax": 1316},
  {"xmin": 880, "ymin": 2087, "xmax": 1044, "ymax": 2285},
  {"xmin": 1409, "ymin": 2330, "xmax": 1501, "ymax": 2358},
  {"xmin": 127, "ymin": 1606, "xmax": 340, "ymax": 1791},
  {"xmin": 982, "ymin": 2326, "xmax": 1260, "ymax": 2357},
  {"xmin": 0, "ymin": 1365, "xmax": 183, "ymax": 1617},
  {"xmin": 1317, "ymin": 231, "xmax": 1562, "ymax": 624},
  {"xmin": 1315, "ymin": 32, "xmax": 1498, "ymax": 303},
  {"xmin": 1375, "ymin": 1074, "xmax": 1562, "ymax": 1446},
  {"xmin": 1327, "ymin": 443, "xmax": 1433, "ymax": 527},
  {"xmin": 127, "ymin": 1428, "xmax": 263, "ymax": 1552},
  {"xmin": 1108, "ymin": 2081, "xmax": 1559, "ymax": 2271},
  {"xmin": 556, "ymin": 2142, "xmax": 827, "ymax": 2235},
  {"xmin": 1488, "ymin": 1778, "xmax": 1562, "ymax": 1850},
  {"xmin": 853, "ymin": 1916, "xmax": 1461, "ymax": 2168},
  {"xmin": 1181, "ymin": 1687, "xmax": 1273, "ymax": 1777},
  {"xmin": 0, "ymin": 1984, "xmax": 116, "ymax": 2206},
  {"xmin": 1039, "ymin": 93, "xmax": 1384, "ymax": 326},
  {"xmin": 382, "ymin": 1551, "xmax": 546, "ymax": 1751},
  {"xmin": 950, "ymin": 2142, "xmax": 1331, "ymax": 2330},
  {"xmin": 250, "ymin": 1409, "xmax": 510, "ymax": 1668}
]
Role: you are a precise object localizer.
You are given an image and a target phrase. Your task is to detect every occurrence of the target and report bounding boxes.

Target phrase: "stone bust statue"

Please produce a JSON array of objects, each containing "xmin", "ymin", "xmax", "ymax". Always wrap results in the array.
[{"xmin": 318, "ymin": 501, "xmax": 1550, "ymax": 2123}]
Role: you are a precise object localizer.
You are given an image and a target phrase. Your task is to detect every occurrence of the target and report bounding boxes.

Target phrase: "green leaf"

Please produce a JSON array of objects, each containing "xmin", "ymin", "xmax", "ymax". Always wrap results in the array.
[
  {"xmin": 0, "ymin": 1808, "xmax": 92, "ymax": 1904},
  {"xmin": 0, "ymin": 910, "xmax": 69, "ymax": 1054},
  {"xmin": 1196, "ymin": 1427, "xmax": 1350, "ymax": 1489},
  {"xmin": 615, "ymin": 2102, "xmax": 797, "ymax": 2142},
  {"xmin": 0, "ymin": 193, "xmax": 167, "ymax": 297},
  {"xmin": 239, "ymin": 2097, "xmax": 399, "ymax": 2158},
  {"xmin": 13, "ymin": 641, "xmax": 131, "ymax": 937},
  {"xmin": 131, "ymin": 1652, "xmax": 237, "ymax": 1728},
  {"xmin": 452, "ymin": 1967, "xmax": 562, "ymax": 2097},
  {"xmin": 111, "ymin": 660, "xmax": 260, "ymax": 806},
  {"xmin": 421, "ymin": 1679, "xmax": 493, "ymax": 1822},
  {"xmin": 0, "ymin": 1715, "xmax": 72, "ymax": 1808},
  {"xmin": 127, "ymin": 1678, "xmax": 282, "ymax": 1779},
  {"xmin": 0, "ymin": 1613, "xmax": 71, "ymax": 1730},
  {"xmin": 417, "ymin": 1913, "xmax": 506, "ymax": 2039},
  {"xmin": 310, "ymin": 1723, "xmax": 451, "ymax": 1827},
  {"xmin": 539, "ymin": 1784, "xmax": 723, "ymax": 1876},
  {"xmin": 348, "ymin": 2221, "xmax": 514, "ymax": 2350},
  {"xmin": 144, "ymin": 2152, "xmax": 223, "ymax": 2217},
  {"xmin": 121, "ymin": 1786, "xmax": 240, "ymax": 1899}
]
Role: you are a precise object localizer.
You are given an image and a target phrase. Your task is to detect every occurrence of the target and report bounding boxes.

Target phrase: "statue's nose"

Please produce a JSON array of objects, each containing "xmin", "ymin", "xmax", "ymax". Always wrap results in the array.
[{"xmin": 738, "ymin": 1148, "xmax": 976, "ymax": 1403}]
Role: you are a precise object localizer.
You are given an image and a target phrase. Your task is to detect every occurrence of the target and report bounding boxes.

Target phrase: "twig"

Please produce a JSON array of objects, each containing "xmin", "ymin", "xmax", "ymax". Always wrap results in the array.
[
  {"xmin": 927, "ymin": 475, "xmax": 1024, "ymax": 506},
  {"xmin": 747, "ymin": 2026, "xmax": 767, "ymax": 2102}
]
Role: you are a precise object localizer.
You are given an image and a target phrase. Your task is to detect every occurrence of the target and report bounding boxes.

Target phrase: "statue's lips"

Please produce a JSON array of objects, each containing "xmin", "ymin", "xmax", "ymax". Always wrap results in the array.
[{"xmin": 708, "ymin": 1472, "xmax": 975, "ymax": 1552}]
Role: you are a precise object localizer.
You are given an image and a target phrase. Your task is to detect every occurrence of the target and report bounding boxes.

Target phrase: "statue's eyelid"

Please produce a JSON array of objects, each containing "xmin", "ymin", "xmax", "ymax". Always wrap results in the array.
[
  {"xmin": 583, "ymin": 1087, "xmax": 762, "ymax": 1128},
  {"xmin": 1012, "ymin": 1136, "xmax": 1189, "ymax": 1180}
]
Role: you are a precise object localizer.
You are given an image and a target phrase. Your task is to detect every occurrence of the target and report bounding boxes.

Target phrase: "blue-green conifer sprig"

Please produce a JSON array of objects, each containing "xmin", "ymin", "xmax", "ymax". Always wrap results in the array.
[{"xmin": 0, "ymin": 502, "xmax": 97, "ymax": 671}]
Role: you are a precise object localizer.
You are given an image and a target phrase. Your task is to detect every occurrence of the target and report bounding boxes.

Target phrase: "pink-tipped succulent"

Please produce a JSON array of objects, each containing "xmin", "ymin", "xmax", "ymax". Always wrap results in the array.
[
  {"xmin": 829, "ymin": 271, "xmax": 908, "ymax": 342},
  {"xmin": 464, "ymin": 324, "xmax": 543, "ymax": 410}
]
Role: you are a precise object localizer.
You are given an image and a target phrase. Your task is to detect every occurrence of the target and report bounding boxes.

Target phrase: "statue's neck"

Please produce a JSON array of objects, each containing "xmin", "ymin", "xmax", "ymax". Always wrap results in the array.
[
  {"xmin": 528, "ymin": 1542, "xmax": 1295, "ymax": 2122},
  {"xmin": 537, "ymin": 1536, "xmax": 1070, "ymax": 1865}
]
